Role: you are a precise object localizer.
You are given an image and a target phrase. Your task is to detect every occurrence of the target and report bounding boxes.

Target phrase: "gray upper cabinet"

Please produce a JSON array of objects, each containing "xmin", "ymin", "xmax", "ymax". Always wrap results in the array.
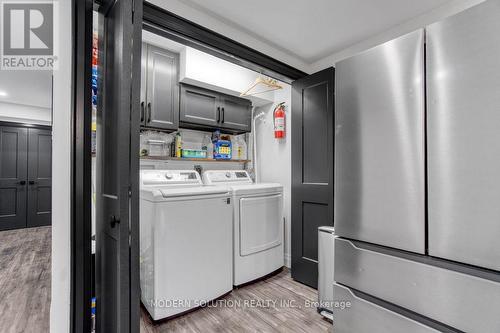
[
  {"xmin": 180, "ymin": 84, "xmax": 220, "ymax": 127},
  {"xmin": 180, "ymin": 84, "xmax": 252, "ymax": 133},
  {"xmin": 220, "ymin": 95, "xmax": 252, "ymax": 132},
  {"xmin": 427, "ymin": 0, "xmax": 500, "ymax": 272},
  {"xmin": 141, "ymin": 43, "xmax": 179, "ymax": 131},
  {"xmin": 335, "ymin": 29, "xmax": 426, "ymax": 254}
]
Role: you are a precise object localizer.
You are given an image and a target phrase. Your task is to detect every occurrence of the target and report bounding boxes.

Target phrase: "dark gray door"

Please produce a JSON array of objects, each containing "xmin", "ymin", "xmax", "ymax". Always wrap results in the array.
[
  {"xmin": 180, "ymin": 84, "xmax": 220, "ymax": 127},
  {"xmin": 291, "ymin": 68, "xmax": 334, "ymax": 288},
  {"xmin": 220, "ymin": 95, "xmax": 251, "ymax": 132},
  {"xmin": 26, "ymin": 128, "xmax": 51, "ymax": 227},
  {"xmin": 0, "ymin": 126, "xmax": 27, "ymax": 231},
  {"xmin": 145, "ymin": 44, "xmax": 179, "ymax": 130},
  {"xmin": 96, "ymin": 0, "xmax": 141, "ymax": 332}
]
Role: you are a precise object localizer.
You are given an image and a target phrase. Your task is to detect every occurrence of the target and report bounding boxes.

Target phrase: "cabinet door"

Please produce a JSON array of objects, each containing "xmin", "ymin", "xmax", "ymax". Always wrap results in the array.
[
  {"xmin": 180, "ymin": 84, "xmax": 220, "ymax": 127},
  {"xmin": 0, "ymin": 126, "xmax": 27, "ymax": 231},
  {"xmin": 27, "ymin": 128, "xmax": 52, "ymax": 227},
  {"xmin": 220, "ymin": 95, "xmax": 251, "ymax": 132},
  {"xmin": 145, "ymin": 45, "xmax": 179, "ymax": 130}
]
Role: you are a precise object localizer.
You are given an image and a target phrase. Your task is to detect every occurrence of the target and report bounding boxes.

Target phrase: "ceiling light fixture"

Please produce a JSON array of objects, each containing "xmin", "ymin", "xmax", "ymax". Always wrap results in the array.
[{"xmin": 0, "ymin": 90, "xmax": 7, "ymax": 97}]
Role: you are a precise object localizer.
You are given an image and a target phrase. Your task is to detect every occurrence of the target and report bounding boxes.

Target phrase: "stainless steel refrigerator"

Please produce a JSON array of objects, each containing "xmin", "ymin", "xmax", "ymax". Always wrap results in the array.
[{"xmin": 333, "ymin": 1, "xmax": 500, "ymax": 332}]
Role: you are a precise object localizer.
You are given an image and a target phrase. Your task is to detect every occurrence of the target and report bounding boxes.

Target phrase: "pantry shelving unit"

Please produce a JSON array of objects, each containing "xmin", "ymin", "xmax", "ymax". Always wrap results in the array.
[{"xmin": 140, "ymin": 156, "xmax": 251, "ymax": 163}]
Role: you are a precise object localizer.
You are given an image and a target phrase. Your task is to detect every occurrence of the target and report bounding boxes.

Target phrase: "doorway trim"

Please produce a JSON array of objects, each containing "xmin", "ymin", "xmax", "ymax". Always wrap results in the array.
[
  {"xmin": 0, "ymin": 121, "xmax": 51, "ymax": 130},
  {"xmin": 71, "ymin": 0, "xmax": 93, "ymax": 332}
]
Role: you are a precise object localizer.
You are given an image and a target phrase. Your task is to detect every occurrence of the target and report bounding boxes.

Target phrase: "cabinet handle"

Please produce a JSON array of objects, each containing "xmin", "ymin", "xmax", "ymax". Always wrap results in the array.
[
  {"xmin": 147, "ymin": 102, "xmax": 151, "ymax": 123},
  {"xmin": 18, "ymin": 180, "xmax": 26, "ymax": 185},
  {"xmin": 221, "ymin": 107, "xmax": 225, "ymax": 123},
  {"xmin": 217, "ymin": 107, "xmax": 221, "ymax": 122},
  {"xmin": 29, "ymin": 181, "xmax": 36, "ymax": 185},
  {"xmin": 140, "ymin": 101, "xmax": 145, "ymax": 122}
]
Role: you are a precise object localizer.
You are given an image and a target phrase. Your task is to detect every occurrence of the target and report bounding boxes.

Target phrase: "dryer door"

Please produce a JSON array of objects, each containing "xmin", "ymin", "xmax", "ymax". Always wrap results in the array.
[{"xmin": 239, "ymin": 194, "xmax": 283, "ymax": 256}]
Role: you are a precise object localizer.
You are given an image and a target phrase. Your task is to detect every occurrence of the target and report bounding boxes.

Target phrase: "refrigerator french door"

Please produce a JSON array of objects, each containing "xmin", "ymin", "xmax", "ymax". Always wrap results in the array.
[
  {"xmin": 427, "ymin": 0, "xmax": 500, "ymax": 272},
  {"xmin": 334, "ymin": 1, "xmax": 500, "ymax": 332},
  {"xmin": 335, "ymin": 29, "xmax": 426, "ymax": 254}
]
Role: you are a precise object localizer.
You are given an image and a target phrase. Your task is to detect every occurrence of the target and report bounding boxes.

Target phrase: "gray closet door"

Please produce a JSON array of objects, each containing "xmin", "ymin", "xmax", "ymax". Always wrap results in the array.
[
  {"xmin": 0, "ymin": 126, "xmax": 27, "ymax": 231},
  {"xmin": 334, "ymin": 29, "xmax": 426, "ymax": 254},
  {"xmin": 145, "ymin": 45, "xmax": 179, "ymax": 130},
  {"xmin": 427, "ymin": 0, "xmax": 500, "ymax": 271},
  {"xmin": 96, "ymin": 0, "xmax": 142, "ymax": 331},
  {"xmin": 27, "ymin": 128, "xmax": 52, "ymax": 227},
  {"xmin": 291, "ymin": 67, "xmax": 334, "ymax": 288}
]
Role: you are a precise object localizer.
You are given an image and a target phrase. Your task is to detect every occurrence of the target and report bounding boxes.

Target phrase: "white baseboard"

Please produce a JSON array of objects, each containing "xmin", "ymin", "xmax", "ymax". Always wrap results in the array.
[{"xmin": 284, "ymin": 253, "xmax": 291, "ymax": 268}]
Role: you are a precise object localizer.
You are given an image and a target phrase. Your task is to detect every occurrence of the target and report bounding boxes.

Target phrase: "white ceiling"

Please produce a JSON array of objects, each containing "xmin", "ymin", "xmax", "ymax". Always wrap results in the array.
[
  {"xmin": 181, "ymin": 0, "xmax": 452, "ymax": 64},
  {"xmin": 0, "ymin": 70, "xmax": 52, "ymax": 108}
]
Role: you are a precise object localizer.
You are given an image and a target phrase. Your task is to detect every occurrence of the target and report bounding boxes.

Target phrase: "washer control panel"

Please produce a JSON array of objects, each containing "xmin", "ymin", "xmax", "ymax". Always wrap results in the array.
[{"xmin": 141, "ymin": 170, "xmax": 202, "ymax": 186}]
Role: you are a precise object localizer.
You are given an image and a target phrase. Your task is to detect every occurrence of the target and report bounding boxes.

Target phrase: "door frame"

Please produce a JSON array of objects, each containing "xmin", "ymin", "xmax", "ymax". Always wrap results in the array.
[
  {"xmin": 71, "ymin": 1, "xmax": 308, "ymax": 332},
  {"xmin": 71, "ymin": 0, "xmax": 93, "ymax": 332}
]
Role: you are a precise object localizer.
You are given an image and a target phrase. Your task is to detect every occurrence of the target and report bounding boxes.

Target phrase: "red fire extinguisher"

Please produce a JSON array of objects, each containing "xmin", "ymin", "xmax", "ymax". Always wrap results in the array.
[{"xmin": 273, "ymin": 102, "xmax": 286, "ymax": 139}]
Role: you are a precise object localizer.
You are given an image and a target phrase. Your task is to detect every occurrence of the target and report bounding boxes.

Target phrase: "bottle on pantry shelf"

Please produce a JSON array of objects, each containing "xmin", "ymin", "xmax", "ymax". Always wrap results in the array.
[
  {"xmin": 202, "ymin": 135, "xmax": 214, "ymax": 159},
  {"xmin": 175, "ymin": 132, "xmax": 182, "ymax": 158},
  {"xmin": 239, "ymin": 136, "xmax": 247, "ymax": 160},
  {"xmin": 231, "ymin": 136, "xmax": 240, "ymax": 160}
]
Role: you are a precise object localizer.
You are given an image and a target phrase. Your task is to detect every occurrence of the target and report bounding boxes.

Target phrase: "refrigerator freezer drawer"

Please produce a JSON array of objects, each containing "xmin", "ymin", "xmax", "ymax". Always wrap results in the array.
[
  {"xmin": 427, "ymin": 0, "xmax": 500, "ymax": 272},
  {"xmin": 335, "ymin": 29, "xmax": 425, "ymax": 254},
  {"xmin": 332, "ymin": 284, "xmax": 453, "ymax": 333},
  {"xmin": 335, "ymin": 238, "xmax": 500, "ymax": 333}
]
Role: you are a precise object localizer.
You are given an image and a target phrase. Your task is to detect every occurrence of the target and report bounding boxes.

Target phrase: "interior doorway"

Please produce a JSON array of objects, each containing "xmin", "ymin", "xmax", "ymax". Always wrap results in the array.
[{"xmin": 0, "ymin": 70, "xmax": 53, "ymax": 331}]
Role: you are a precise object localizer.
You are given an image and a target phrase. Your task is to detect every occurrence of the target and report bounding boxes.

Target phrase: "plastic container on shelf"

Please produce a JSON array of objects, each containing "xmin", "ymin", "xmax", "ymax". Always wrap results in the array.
[
  {"xmin": 181, "ymin": 149, "xmax": 207, "ymax": 159},
  {"xmin": 140, "ymin": 131, "xmax": 173, "ymax": 157}
]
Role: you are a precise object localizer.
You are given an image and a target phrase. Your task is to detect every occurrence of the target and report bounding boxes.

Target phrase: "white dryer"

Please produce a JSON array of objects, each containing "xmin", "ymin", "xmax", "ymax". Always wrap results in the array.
[
  {"xmin": 140, "ymin": 170, "xmax": 233, "ymax": 320},
  {"xmin": 202, "ymin": 170, "xmax": 284, "ymax": 286}
]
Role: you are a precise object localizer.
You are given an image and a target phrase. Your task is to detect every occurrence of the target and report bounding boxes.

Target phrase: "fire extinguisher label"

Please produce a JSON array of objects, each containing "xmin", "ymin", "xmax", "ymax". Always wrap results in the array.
[{"xmin": 274, "ymin": 118, "xmax": 285, "ymax": 130}]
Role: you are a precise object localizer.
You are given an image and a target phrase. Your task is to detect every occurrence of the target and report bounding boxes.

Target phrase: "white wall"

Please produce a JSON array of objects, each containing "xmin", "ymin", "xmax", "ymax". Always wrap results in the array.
[
  {"xmin": 180, "ymin": 47, "xmax": 274, "ymax": 107},
  {"xmin": 254, "ymin": 84, "xmax": 292, "ymax": 267},
  {"xmin": 0, "ymin": 101, "xmax": 51, "ymax": 125},
  {"xmin": 50, "ymin": 0, "xmax": 72, "ymax": 331},
  {"xmin": 310, "ymin": 0, "xmax": 487, "ymax": 71}
]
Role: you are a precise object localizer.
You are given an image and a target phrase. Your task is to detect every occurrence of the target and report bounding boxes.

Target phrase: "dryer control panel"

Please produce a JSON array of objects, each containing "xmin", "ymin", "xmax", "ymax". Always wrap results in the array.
[{"xmin": 202, "ymin": 170, "xmax": 253, "ymax": 185}]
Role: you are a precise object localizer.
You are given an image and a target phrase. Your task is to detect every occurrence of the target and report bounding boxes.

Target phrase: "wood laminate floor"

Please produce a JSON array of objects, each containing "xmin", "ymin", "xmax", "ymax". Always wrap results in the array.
[
  {"xmin": 140, "ymin": 269, "xmax": 333, "ymax": 333},
  {"xmin": 0, "ymin": 226, "xmax": 51, "ymax": 333},
  {"xmin": 0, "ymin": 227, "xmax": 332, "ymax": 333}
]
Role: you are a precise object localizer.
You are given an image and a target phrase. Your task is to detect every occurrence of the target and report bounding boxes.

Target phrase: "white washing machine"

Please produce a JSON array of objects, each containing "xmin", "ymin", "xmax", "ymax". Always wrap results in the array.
[
  {"xmin": 202, "ymin": 170, "xmax": 284, "ymax": 286},
  {"xmin": 140, "ymin": 170, "xmax": 233, "ymax": 320}
]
